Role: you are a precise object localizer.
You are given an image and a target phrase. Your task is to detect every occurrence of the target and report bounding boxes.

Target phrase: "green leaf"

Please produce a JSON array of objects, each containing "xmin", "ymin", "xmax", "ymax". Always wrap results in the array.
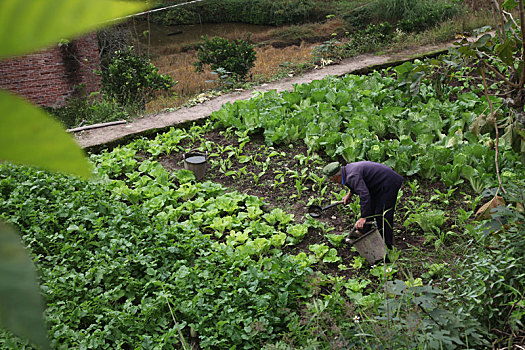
[
  {"xmin": 0, "ymin": 0, "xmax": 146, "ymax": 58},
  {"xmin": 0, "ymin": 90, "xmax": 92, "ymax": 178},
  {"xmin": 502, "ymin": 0, "xmax": 518, "ymax": 11},
  {"xmin": 0, "ymin": 223, "xmax": 49, "ymax": 349},
  {"xmin": 473, "ymin": 34, "xmax": 492, "ymax": 48},
  {"xmin": 496, "ymin": 39, "xmax": 515, "ymax": 66}
]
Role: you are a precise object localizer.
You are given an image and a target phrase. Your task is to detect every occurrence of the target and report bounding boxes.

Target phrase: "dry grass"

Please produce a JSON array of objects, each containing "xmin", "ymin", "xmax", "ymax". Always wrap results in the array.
[
  {"xmin": 146, "ymin": 40, "xmax": 316, "ymax": 113},
  {"xmin": 146, "ymin": 51, "xmax": 215, "ymax": 112},
  {"xmin": 143, "ymin": 19, "xmax": 343, "ymax": 112},
  {"xmin": 155, "ymin": 51, "xmax": 215, "ymax": 96},
  {"xmin": 252, "ymin": 43, "xmax": 315, "ymax": 81}
]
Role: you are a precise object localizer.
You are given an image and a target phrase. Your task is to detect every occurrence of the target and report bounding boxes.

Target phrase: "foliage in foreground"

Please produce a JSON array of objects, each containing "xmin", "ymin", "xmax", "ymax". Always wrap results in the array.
[{"xmin": 0, "ymin": 0, "xmax": 146, "ymax": 347}]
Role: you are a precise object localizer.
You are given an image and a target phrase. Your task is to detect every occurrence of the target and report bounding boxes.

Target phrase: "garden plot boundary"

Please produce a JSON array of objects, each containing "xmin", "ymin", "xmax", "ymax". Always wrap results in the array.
[{"xmin": 73, "ymin": 42, "xmax": 455, "ymax": 152}]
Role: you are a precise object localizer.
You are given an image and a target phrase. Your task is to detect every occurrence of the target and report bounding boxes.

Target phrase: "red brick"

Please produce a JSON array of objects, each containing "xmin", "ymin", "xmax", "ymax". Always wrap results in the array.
[{"xmin": 0, "ymin": 33, "xmax": 100, "ymax": 107}]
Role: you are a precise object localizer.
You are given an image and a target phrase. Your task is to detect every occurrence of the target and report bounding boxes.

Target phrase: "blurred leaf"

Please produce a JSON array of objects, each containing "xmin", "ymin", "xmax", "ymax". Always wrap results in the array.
[
  {"xmin": 0, "ymin": 90, "xmax": 92, "ymax": 178},
  {"xmin": 496, "ymin": 39, "xmax": 515, "ymax": 66},
  {"xmin": 474, "ymin": 33, "xmax": 492, "ymax": 48},
  {"xmin": 502, "ymin": 0, "xmax": 518, "ymax": 11},
  {"xmin": 0, "ymin": 0, "xmax": 146, "ymax": 58},
  {"xmin": 0, "ymin": 223, "xmax": 49, "ymax": 349}
]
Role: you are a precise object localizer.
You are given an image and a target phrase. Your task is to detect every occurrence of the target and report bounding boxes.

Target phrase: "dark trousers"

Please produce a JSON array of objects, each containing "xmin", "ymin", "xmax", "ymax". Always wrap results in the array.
[{"xmin": 359, "ymin": 185, "xmax": 401, "ymax": 249}]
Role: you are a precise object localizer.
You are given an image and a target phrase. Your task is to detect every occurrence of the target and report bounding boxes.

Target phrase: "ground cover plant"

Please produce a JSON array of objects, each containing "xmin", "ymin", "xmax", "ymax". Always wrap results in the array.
[{"xmin": 1, "ymin": 52, "xmax": 524, "ymax": 348}]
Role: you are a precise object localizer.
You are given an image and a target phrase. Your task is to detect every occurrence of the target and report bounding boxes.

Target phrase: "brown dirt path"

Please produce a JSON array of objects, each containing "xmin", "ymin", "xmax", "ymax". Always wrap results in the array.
[{"xmin": 73, "ymin": 41, "xmax": 456, "ymax": 151}]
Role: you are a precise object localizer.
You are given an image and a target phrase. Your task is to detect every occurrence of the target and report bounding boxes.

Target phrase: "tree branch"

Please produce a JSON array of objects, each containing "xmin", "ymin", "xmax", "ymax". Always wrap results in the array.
[
  {"xmin": 519, "ymin": 0, "xmax": 525, "ymax": 88},
  {"xmin": 481, "ymin": 67, "xmax": 506, "ymax": 194},
  {"xmin": 482, "ymin": 60, "xmax": 520, "ymax": 89}
]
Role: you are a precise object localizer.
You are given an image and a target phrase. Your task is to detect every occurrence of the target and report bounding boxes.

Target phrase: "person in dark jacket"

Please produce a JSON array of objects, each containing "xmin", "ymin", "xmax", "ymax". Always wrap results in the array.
[{"xmin": 323, "ymin": 161, "xmax": 404, "ymax": 249}]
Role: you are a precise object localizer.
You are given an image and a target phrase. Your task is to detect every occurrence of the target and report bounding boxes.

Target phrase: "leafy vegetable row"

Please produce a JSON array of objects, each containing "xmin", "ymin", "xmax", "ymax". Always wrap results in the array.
[{"xmin": 211, "ymin": 67, "xmax": 523, "ymax": 192}]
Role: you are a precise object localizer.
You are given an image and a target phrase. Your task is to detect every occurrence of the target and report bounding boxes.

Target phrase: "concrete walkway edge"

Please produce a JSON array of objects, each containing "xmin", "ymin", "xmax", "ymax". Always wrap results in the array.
[{"xmin": 74, "ymin": 42, "xmax": 455, "ymax": 152}]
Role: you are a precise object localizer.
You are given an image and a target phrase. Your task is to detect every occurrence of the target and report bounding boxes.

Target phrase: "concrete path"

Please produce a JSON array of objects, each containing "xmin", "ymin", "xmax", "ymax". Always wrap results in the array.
[{"xmin": 73, "ymin": 41, "xmax": 456, "ymax": 151}]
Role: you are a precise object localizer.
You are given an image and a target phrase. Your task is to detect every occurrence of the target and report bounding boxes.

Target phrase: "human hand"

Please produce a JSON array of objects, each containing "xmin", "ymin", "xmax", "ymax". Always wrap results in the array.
[
  {"xmin": 355, "ymin": 217, "xmax": 367, "ymax": 229},
  {"xmin": 342, "ymin": 192, "xmax": 352, "ymax": 205}
]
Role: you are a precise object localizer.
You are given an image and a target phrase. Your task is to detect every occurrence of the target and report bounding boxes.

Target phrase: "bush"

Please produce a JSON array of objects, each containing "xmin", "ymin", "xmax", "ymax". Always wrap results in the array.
[
  {"xmin": 46, "ymin": 95, "xmax": 129, "ymax": 129},
  {"xmin": 194, "ymin": 35, "xmax": 256, "ymax": 81},
  {"xmin": 343, "ymin": 4, "xmax": 374, "ymax": 30},
  {"xmin": 372, "ymin": 0, "xmax": 461, "ymax": 32},
  {"xmin": 98, "ymin": 47, "xmax": 176, "ymax": 109},
  {"xmin": 397, "ymin": 2, "xmax": 460, "ymax": 32},
  {"xmin": 347, "ymin": 281, "xmax": 489, "ymax": 348},
  {"xmin": 452, "ymin": 181, "xmax": 525, "ymax": 346},
  {"xmin": 344, "ymin": 22, "xmax": 394, "ymax": 56},
  {"xmin": 150, "ymin": 0, "xmax": 319, "ymax": 26}
]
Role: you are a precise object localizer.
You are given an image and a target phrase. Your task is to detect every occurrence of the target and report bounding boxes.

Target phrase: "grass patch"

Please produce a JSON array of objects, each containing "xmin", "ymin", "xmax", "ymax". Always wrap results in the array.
[{"xmin": 388, "ymin": 9, "xmax": 496, "ymax": 50}]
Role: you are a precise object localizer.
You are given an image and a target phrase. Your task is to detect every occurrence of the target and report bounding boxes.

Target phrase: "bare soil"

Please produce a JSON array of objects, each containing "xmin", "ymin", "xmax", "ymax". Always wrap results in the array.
[{"xmin": 157, "ymin": 129, "xmax": 476, "ymax": 280}]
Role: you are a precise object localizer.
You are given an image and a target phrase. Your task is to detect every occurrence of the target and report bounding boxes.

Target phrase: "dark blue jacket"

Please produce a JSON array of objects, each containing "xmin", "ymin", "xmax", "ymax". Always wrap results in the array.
[{"xmin": 342, "ymin": 161, "xmax": 404, "ymax": 219}]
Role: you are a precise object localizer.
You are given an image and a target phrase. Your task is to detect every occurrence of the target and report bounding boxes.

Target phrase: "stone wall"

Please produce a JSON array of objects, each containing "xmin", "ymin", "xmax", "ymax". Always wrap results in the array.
[{"xmin": 0, "ymin": 33, "xmax": 101, "ymax": 107}]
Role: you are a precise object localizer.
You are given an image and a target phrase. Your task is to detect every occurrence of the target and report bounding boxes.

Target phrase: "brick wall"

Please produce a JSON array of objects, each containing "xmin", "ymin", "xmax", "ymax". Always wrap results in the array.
[{"xmin": 0, "ymin": 33, "xmax": 101, "ymax": 108}]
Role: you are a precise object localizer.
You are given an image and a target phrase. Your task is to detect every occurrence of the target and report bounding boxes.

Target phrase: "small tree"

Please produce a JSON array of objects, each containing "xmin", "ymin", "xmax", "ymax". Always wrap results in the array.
[
  {"xmin": 194, "ymin": 35, "xmax": 256, "ymax": 82},
  {"xmin": 453, "ymin": 0, "xmax": 525, "ymax": 186},
  {"xmin": 98, "ymin": 47, "xmax": 176, "ymax": 109}
]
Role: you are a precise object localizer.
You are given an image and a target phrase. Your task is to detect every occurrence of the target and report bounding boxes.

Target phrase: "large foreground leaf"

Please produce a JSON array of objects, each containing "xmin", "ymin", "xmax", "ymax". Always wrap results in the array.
[
  {"xmin": 0, "ymin": 0, "xmax": 146, "ymax": 58},
  {"xmin": 0, "ymin": 223, "xmax": 49, "ymax": 349},
  {"xmin": 0, "ymin": 90, "xmax": 92, "ymax": 178}
]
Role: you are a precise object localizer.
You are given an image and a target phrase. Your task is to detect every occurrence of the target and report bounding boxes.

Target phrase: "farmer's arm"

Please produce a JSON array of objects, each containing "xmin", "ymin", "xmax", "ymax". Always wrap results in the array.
[
  {"xmin": 342, "ymin": 191, "xmax": 352, "ymax": 204},
  {"xmin": 347, "ymin": 175, "xmax": 373, "ymax": 221}
]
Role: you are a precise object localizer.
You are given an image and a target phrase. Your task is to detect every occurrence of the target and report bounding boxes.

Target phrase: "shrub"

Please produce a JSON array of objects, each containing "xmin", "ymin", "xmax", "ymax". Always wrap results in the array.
[
  {"xmin": 343, "ymin": 4, "xmax": 374, "ymax": 30},
  {"xmin": 397, "ymin": 1, "xmax": 460, "ymax": 32},
  {"xmin": 98, "ymin": 47, "xmax": 176, "ymax": 109},
  {"xmin": 150, "ymin": 0, "xmax": 319, "ymax": 26},
  {"xmin": 266, "ymin": 0, "xmax": 317, "ymax": 26},
  {"xmin": 452, "ymin": 181, "xmax": 525, "ymax": 346},
  {"xmin": 312, "ymin": 38, "xmax": 345, "ymax": 62},
  {"xmin": 347, "ymin": 280, "xmax": 489, "ymax": 348},
  {"xmin": 194, "ymin": 35, "xmax": 256, "ymax": 81},
  {"xmin": 372, "ymin": 0, "xmax": 461, "ymax": 32},
  {"xmin": 46, "ymin": 95, "xmax": 129, "ymax": 129},
  {"xmin": 344, "ymin": 22, "xmax": 394, "ymax": 56}
]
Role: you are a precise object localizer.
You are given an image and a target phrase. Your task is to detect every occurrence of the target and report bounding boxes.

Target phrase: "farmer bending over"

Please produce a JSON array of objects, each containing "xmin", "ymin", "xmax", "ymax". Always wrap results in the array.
[{"xmin": 323, "ymin": 161, "xmax": 404, "ymax": 250}]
